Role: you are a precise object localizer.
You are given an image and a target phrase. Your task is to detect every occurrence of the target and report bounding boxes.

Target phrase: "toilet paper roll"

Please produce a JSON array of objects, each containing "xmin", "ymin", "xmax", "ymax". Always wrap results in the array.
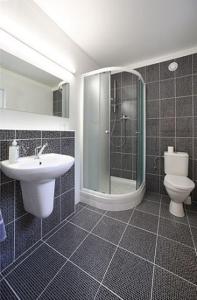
[{"xmin": 168, "ymin": 146, "xmax": 174, "ymax": 153}]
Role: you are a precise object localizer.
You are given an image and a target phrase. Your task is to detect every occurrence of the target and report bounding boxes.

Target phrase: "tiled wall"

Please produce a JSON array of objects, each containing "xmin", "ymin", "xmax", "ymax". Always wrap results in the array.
[
  {"xmin": 0, "ymin": 130, "xmax": 75, "ymax": 272},
  {"xmin": 110, "ymin": 72, "xmax": 137, "ymax": 180},
  {"xmin": 136, "ymin": 53, "xmax": 197, "ymax": 201}
]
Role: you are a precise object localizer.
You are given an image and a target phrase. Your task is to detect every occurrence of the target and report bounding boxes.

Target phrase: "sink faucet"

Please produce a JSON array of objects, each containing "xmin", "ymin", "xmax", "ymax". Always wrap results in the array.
[{"xmin": 35, "ymin": 143, "xmax": 48, "ymax": 159}]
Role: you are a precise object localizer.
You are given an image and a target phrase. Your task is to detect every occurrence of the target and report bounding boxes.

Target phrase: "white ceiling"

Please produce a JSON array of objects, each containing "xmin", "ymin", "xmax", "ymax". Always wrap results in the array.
[{"xmin": 34, "ymin": 0, "xmax": 197, "ymax": 67}]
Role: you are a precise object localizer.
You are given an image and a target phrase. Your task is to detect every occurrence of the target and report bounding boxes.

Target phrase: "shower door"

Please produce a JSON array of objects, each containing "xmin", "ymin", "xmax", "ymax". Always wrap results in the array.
[
  {"xmin": 136, "ymin": 78, "xmax": 144, "ymax": 189},
  {"xmin": 83, "ymin": 72, "xmax": 111, "ymax": 193}
]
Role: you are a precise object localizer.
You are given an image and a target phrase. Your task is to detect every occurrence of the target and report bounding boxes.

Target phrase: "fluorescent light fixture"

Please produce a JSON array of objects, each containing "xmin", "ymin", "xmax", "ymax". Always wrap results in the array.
[{"xmin": 0, "ymin": 28, "xmax": 75, "ymax": 82}]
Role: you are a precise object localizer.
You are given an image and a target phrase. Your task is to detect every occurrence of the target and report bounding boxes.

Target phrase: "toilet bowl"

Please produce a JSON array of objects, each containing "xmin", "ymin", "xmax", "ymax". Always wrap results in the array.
[{"xmin": 164, "ymin": 174, "xmax": 195, "ymax": 217}]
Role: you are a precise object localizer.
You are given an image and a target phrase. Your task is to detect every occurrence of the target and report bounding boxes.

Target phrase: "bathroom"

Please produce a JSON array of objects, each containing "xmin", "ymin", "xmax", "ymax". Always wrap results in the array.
[{"xmin": 0, "ymin": 0, "xmax": 197, "ymax": 299}]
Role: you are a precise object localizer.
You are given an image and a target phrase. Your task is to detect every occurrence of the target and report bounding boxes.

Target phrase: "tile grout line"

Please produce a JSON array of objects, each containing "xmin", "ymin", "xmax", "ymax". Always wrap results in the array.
[
  {"xmin": 93, "ymin": 208, "xmax": 136, "ymax": 300},
  {"xmin": 3, "ymin": 277, "xmax": 21, "ymax": 300},
  {"xmin": 150, "ymin": 195, "xmax": 161, "ymax": 300},
  {"xmin": 42, "ymin": 240, "xmax": 124, "ymax": 300},
  {"xmin": 2, "ymin": 204, "xmax": 84, "ymax": 278},
  {"xmin": 42, "ymin": 204, "xmax": 86, "ymax": 242},
  {"xmin": 44, "ymin": 228, "xmax": 197, "ymax": 289},
  {"xmin": 186, "ymin": 209, "xmax": 197, "ymax": 256},
  {"xmin": 37, "ymin": 211, "xmax": 107, "ymax": 299}
]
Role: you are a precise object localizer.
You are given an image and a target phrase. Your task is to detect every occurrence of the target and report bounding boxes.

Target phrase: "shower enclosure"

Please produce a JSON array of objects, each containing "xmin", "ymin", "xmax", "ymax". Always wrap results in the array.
[{"xmin": 81, "ymin": 68, "xmax": 145, "ymax": 211}]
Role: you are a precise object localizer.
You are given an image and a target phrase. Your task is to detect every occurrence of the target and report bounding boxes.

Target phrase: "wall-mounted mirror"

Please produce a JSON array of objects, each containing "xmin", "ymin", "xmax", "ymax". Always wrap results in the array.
[{"xmin": 0, "ymin": 50, "xmax": 69, "ymax": 117}]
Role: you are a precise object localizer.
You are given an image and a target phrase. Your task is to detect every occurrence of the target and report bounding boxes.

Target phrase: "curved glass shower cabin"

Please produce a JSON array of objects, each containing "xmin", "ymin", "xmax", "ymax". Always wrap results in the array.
[{"xmin": 81, "ymin": 68, "xmax": 145, "ymax": 211}]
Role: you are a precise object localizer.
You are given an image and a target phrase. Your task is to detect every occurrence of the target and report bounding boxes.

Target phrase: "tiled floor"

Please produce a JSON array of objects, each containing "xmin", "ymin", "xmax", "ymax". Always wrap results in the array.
[{"xmin": 1, "ymin": 194, "xmax": 197, "ymax": 299}]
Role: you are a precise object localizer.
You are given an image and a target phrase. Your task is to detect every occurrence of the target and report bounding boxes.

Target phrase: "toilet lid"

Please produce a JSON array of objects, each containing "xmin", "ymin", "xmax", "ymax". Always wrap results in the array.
[{"xmin": 165, "ymin": 175, "xmax": 195, "ymax": 190}]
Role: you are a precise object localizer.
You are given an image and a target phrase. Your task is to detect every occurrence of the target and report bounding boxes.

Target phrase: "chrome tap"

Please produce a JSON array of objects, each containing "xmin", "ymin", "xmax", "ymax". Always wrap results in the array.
[{"xmin": 34, "ymin": 143, "xmax": 48, "ymax": 159}]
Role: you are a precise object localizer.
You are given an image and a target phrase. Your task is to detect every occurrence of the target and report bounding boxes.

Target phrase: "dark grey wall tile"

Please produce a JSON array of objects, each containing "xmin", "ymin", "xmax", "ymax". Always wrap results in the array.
[
  {"xmin": 60, "ymin": 131, "xmax": 75, "ymax": 138},
  {"xmin": 42, "ymin": 196, "xmax": 60, "ymax": 237},
  {"xmin": 176, "ymin": 96, "xmax": 192, "ymax": 117},
  {"xmin": 111, "ymin": 152, "xmax": 122, "ymax": 169},
  {"xmin": 193, "ymin": 96, "xmax": 197, "ymax": 116},
  {"xmin": 193, "ymin": 53, "xmax": 197, "ymax": 74},
  {"xmin": 147, "ymin": 119, "xmax": 159, "ymax": 137},
  {"xmin": 16, "ymin": 130, "xmax": 41, "ymax": 139},
  {"xmin": 122, "ymin": 154, "xmax": 132, "ymax": 171},
  {"xmin": 193, "ymin": 75, "xmax": 197, "ymax": 95},
  {"xmin": 146, "ymin": 156, "xmax": 159, "ymax": 174},
  {"xmin": 15, "ymin": 181, "xmax": 26, "ymax": 219},
  {"xmin": 15, "ymin": 214, "xmax": 41, "ymax": 258},
  {"xmin": 146, "ymin": 174, "xmax": 159, "ymax": 193},
  {"xmin": 176, "ymin": 55, "xmax": 192, "ymax": 77},
  {"xmin": 146, "ymin": 82, "xmax": 159, "ymax": 100},
  {"xmin": 176, "ymin": 76, "xmax": 192, "ymax": 97},
  {"xmin": 42, "ymin": 131, "xmax": 60, "ymax": 139},
  {"xmin": 176, "ymin": 138, "xmax": 193, "ymax": 159},
  {"xmin": 160, "ymin": 98, "xmax": 175, "ymax": 118},
  {"xmin": 160, "ymin": 60, "xmax": 175, "ymax": 80},
  {"xmin": 176, "ymin": 117, "xmax": 193, "ymax": 137},
  {"xmin": 61, "ymin": 165, "xmax": 75, "ymax": 194},
  {"xmin": 0, "ymin": 130, "xmax": 15, "ymax": 141},
  {"xmin": 60, "ymin": 138, "xmax": 75, "ymax": 156},
  {"xmin": 0, "ymin": 182, "xmax": 15, "ymax": 224},
  {"xmin": 146, "ymin": 137, "xmax": 159, "ymax": 156},
  {"xmin": 0, "ymin": 222, "xmax": 14, "ymax": 270},
  {"xmin": 146, "ymin": 100, "xmax": 159, "ymax": 118},
  {"xmin": 122, "ymin": 72, "xmax": 132, "ymax": 87},
  {"xmin": 160, "ymin": 118, "xmax": 175, "ymax": 137},
  {"xmin": 160, "ymin": 79, "xmax": 175, "ymax": 99},
  {"xmin": 146, "ymin": 64, "xmax": 159, "ymax": 82},
  {"xmin": 61, "ymin": 189, "xmax": 75, "ymax": 221}
]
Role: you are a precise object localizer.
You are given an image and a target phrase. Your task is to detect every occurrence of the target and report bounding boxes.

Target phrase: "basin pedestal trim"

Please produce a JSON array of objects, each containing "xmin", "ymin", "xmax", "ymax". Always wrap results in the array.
[{"xmin": 21, "ymin": 179, "xmax": 55, "ymax": 218}]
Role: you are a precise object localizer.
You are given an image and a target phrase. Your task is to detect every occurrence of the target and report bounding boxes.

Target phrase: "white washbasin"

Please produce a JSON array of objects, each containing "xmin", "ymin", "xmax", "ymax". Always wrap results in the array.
[
  {"xmin": 0, "ymin": 153, "xmax": 75, "ymax": 218},
  {"xmin": 1, "ymin": 153, "xmax": 74, "ymax": 182}
]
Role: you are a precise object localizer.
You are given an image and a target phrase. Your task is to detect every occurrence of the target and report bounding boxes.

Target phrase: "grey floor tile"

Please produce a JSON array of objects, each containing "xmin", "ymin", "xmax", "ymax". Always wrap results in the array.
[
  {"xmin": 46, "ymin": 222, "xmax": 88, "ymax": 258},
  {"xmin": 106, "ymin": 209, "xmax": 133, "ymax": 223},
  {"xmin": 156, "ymin": 237, "xmax": 197, "ymax": 285},
  {"xmin": 70, "ymin": 234, "xmax": 116, "ymax": 281},
  {"xmin": 160, "ymin": 203, "xmax": 188, "ymax": 224},
  {"xmin": 2, "ymin": 241, "xmax": 43, "ymax": 277},
  {"xmin": 103, "ymin": 248, "xmax": 153, "ymax": 300},
  {"xmin": 120, "ymin": 225, "xmax": 157, "ymax": 261},
  {"xmin": 136, "ymin": 199, "xmax": 160, "ymax": 215},
  {"xmin": 159, "ymin": 218, "xmax": 193, "ymax": 247},
  {"xmin": 0, "ymin": 280, "xmax": 18, "ymax": 300},
  {"xmin": 152, "ymin": 266, "xmax": 197, "ymax": 300},
  {"xmin": 85, "ymin": 204, "xmax": 106, "ymax": 214},
  {"xmin": 6, "ymin": 244, "xmax": 66, "ymax": 300},
  {"xmin": 93, "ymin": 216, "xmax": 126, "ymax": 245},
  {"xmin": 161, "ymin": 194, "xmax": 171, "ymax": 204},
  {"xmin": 187, "ymin": 211, "xmax": 197, "ymax": 228},
  {"xmin": 39, "ymin": 261, "xmax": 99, "ymax": 300},
  {"xmin": 144, "ymin": 192, "xmax": 161, "ymax": 202},
  {"xmin": 69, "ymin": 208, "xmax": 102, "ymax": 231},
  {"xmin": 95, "ymin": 286, "xmax": 121, "ymax": 299},
  {"xmin": 130, "ymin": 210, "xmax": 158, "ymax": 233},
  {"xmin": 191, "ymin": 226, "xmax": 197, "ymax": 249}
]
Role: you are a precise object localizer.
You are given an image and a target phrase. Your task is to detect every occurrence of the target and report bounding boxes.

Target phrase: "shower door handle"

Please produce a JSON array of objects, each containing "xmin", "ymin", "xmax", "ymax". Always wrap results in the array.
[{"xmin": 105, "ymin": 130, "xmax": 110, "ymax": 134}]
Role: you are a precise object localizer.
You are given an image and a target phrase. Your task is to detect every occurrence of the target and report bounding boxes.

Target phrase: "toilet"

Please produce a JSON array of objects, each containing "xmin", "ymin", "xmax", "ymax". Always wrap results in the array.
[{"xmin": 164, "ymin": 151, "xmax": 195, "ymax": 217}]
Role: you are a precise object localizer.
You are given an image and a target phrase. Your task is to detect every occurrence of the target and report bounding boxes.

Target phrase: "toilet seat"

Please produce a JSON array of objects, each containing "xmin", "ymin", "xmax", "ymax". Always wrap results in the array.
[{"xmin": 164, "ymin": 175, "xmax": 195, "ymax": 191}]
